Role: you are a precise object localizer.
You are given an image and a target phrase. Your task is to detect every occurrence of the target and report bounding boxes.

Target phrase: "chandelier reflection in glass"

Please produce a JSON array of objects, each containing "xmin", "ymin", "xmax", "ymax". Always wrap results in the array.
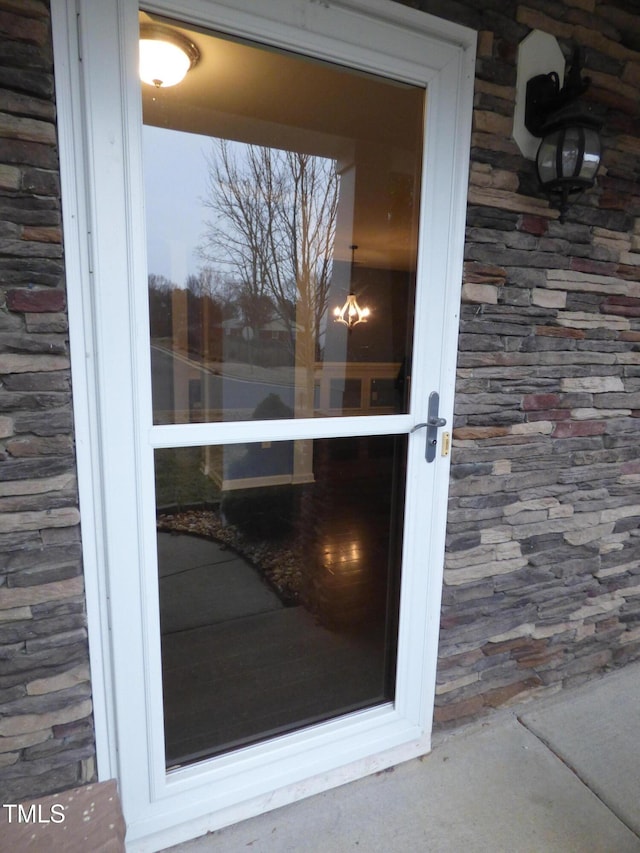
[{"xmin": 333, "ymin": 245, "xmax": 370, "ymax": 331}]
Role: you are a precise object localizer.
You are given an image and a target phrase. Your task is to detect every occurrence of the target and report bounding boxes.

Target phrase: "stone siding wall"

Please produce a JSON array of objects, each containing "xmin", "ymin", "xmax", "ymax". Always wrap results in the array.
[
  {"xmin": 0, "ymin": 1, "xmax": 95, "ymax": 799},
  {"xmin": 403, "ymin": 0, "xmax": 640, "ymax": 725}
]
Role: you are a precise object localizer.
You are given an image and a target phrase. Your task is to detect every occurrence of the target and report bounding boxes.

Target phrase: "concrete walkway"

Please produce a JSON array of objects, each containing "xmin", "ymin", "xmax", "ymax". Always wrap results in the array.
[{"xmin": 166, "ymin": 662, "xmax": 640, "ymax": 852}]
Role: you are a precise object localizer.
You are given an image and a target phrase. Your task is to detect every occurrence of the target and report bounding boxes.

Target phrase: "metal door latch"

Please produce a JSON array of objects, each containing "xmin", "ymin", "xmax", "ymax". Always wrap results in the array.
[{"xmin": 411, "ymin": 391, "xmax": 447, "ymax": 462}]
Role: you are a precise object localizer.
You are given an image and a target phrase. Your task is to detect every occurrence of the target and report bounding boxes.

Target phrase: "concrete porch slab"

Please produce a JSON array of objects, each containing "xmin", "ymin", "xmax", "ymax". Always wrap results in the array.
[
  {"xmin": 165, "ymin": 699, "xmax": 640, "ymax": 852},
  {"xmin": 519, "ymin": 663, "xmax": 640, "ymax": 839}
]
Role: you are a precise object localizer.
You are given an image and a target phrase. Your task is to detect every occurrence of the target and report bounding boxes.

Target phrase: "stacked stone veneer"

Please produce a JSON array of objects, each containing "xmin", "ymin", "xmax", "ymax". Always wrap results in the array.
[
  {"xmin": 0, "ymin": 1, "xmax": 95, "ymax": 799},
  {"xmin": 407, "ymin": 0, "xmax": 640, "ymax": 725}
]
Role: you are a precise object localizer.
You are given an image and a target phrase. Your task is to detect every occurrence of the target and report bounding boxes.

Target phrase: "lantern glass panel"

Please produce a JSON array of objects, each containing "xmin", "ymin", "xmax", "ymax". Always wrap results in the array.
[
  {"xmin": 536, "ymin": 129, "xmax": 562, "ymax": 185},
  {"xmin": 536, "ymin": 124, "xmax": 601, "ymax": 188},
  {"xmin": 579, "ymin": 127, "xmax": 601, "ymax": 181},
  {"xmin": 559, "ymin": 126, "xmax": 581, "ymax": 178}
]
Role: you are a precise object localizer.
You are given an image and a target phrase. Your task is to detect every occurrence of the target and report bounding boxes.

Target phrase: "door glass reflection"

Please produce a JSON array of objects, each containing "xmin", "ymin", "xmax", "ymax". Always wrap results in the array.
[
  {"xmin": 141, "ymin": 14, "xmax": 423, "ymax": 424},
  {"xmin": 156, "ymin": 435, "xmax": 406, "ymax": 766}
]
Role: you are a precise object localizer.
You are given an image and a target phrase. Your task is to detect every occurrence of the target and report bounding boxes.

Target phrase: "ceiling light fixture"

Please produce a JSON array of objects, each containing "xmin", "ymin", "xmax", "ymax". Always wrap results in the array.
[{"xmin": 139, "ymin": 24, "xmax": 200, "ymax": 88}]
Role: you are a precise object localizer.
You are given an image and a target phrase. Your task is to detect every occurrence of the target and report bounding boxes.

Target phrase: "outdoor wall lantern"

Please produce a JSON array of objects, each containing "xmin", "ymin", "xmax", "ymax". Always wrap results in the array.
[
  {"xmin": 139, "ymin": 24, "xmax": 200, "ymax": 88},
  {"xmin": 334, "ymin": 245, "xmax": 370, "ymax": 331},
  {"xmin": 522, "ymin": 43, "xmax": 602, "ymax": 222}
]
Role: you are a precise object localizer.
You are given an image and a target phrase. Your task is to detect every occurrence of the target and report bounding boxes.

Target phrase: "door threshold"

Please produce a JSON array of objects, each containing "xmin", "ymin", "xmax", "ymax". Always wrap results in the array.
[{"xmin": 127, "ymin": 733, "xmax": 432, "ymax": 852}]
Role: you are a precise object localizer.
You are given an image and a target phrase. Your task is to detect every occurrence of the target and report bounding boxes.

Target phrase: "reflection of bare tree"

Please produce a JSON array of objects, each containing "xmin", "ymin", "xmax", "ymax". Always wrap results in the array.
[
  {"xmin": 148, "ymin": 273, "xmax": 175, "ymax": 340},
  {"xmin": 185, "ymin": 268, "xmax": 216, "ymax": 299},
  {"xmin": 198, "ymin": 139, "xmax": 339, "ymax": 359}
]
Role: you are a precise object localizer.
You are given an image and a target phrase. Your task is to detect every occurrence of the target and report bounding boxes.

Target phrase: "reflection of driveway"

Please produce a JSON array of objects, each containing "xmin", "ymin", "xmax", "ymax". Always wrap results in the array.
[
  {"xmin": 163, "ymin": 604, "xmax": 384, "ymax": 765},
  {"xmin": 157, "ymin": 532, "xmax": 283, "ymax": 634},
  {"xmin": 151, "ymin": 347, "xmax": 295, "ymax": 415},
  {"xmin": 158, "ymin": 531, "xmax": 386, "ymax": 766}
]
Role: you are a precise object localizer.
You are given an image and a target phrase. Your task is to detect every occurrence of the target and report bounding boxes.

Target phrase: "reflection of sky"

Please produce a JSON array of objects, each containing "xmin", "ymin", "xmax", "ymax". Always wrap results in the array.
[{"xmin": 142, "ymin": 124, "xmax": 211, "ymax": 286}]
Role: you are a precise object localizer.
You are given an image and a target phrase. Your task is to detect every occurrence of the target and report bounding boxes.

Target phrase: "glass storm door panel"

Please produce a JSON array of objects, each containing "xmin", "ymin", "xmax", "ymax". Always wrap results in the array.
[
  {"xmin": 141, "ymin": 13, "xmax": 425, "ymax": 768},
  {"xmin": 141, "ymin": 12, "xmax": 424, "ymax": 427},
  {"xmin": 157, "ymin": 436, "xmax": 406, "ymax": 765}
]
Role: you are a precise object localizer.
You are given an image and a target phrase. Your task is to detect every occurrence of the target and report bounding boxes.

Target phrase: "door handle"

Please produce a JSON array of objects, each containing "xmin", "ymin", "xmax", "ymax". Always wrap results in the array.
[{"xmin": 411, "ymin": 391, "xmax": 447, "ymax": 462}]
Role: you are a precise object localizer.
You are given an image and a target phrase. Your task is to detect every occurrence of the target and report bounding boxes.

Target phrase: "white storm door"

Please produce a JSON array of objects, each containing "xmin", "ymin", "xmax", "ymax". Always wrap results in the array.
[{"xmin": 53, "ymin": 0, "xmax": 475, "ymax": 849}]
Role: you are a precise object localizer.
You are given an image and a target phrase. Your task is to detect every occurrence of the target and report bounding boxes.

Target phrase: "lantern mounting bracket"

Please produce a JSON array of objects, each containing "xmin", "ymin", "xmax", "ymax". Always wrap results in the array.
[{"xmin": 524, "ymin": 46, "xmax": 591, "ymax": 137}]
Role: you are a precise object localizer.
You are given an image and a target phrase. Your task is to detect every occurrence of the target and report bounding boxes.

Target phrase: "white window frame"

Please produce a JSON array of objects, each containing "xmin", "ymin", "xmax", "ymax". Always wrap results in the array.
[{"xmin": 51, "ymin": 0, "xmax": 476, "ymax": 849}]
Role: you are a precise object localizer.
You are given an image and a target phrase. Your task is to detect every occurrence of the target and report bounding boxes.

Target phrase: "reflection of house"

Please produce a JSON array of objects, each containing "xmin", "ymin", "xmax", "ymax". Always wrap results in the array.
[
  {"xmin": 262, "ymin": 321, "xmax": 289, "ymax": 343},
  {"xmin": 220, "ymin": 317, "xmax": 243, "ymax": 338},
  {"xmin": 221, "ymin": 316, "xmax": 289, "ymax": 343},
  {"xmin": 3, "ymin": 1, "xmax": 640, "ymax": 851},
  {"xmin": 220, "ymin": 316, "xmax": 291, "ymax": 368}
]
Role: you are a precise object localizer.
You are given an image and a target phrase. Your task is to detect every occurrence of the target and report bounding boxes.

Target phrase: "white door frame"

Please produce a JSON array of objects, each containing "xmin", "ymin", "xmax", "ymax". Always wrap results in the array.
[{"xmin": 51, "ymin": 1, "xmax": 475, "ymax": 849}]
